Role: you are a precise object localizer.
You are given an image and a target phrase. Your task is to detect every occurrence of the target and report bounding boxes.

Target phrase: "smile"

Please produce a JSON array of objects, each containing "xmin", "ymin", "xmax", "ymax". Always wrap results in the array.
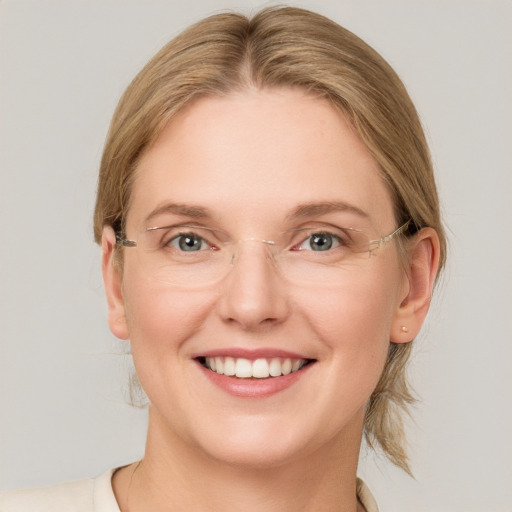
[{"xmin": 200, "ymin": 356, "xmax": 310, "ymax": 379}]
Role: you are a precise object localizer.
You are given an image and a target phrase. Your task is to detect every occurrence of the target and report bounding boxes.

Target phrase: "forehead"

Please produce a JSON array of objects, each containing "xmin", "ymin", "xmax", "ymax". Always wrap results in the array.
[{"xmin": 128, "ymin": 87, "xmax": 395, "ymax": 230}]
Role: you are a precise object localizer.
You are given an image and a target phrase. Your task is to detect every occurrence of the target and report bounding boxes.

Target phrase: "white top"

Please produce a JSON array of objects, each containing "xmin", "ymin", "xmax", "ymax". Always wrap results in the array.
[
  {"xmin": 0, "ymin": 469, "xmax": 378, "ymax": 512},
  {"xmin": 0, "ymin": 469, "xmax": 119, "ymax": 512}
]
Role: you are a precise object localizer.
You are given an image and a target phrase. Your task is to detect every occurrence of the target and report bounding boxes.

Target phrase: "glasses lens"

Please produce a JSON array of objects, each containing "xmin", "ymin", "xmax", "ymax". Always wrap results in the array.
[{"xmin": 129, "ymin": 225, "xmax": 382, "ymax": 287}]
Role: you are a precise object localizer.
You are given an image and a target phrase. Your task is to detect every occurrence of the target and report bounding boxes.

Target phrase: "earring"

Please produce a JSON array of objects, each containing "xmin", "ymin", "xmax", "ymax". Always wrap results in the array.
[{"xmin": 401, "ymin": 326, "xmax": 409, "ymax": 333}]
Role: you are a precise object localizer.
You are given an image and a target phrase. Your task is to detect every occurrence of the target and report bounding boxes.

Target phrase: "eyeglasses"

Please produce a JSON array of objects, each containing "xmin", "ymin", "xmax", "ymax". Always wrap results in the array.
[{"xmin": 116, "ymin": 220, "xmax": 411, "ymax": 288}]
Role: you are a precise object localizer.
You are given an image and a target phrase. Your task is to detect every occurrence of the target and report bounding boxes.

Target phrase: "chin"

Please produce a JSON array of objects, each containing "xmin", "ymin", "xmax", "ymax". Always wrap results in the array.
[
  {"xmin": 184, "ymin": 410, "xmax": 344, "ymax": 471},
  {"xmin": 200, "ymin": 432, "xmax": 308, "ymax": 470}
]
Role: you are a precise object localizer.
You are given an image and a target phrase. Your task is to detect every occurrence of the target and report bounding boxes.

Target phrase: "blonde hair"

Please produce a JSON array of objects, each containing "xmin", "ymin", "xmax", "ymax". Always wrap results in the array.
[{"xmin": 94, "ymin": 6, "xmax": 446, "ymax": 473}]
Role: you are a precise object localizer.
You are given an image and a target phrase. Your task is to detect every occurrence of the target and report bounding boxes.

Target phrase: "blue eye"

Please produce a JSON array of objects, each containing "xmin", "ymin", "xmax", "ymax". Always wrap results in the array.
[
  {"xmin": 170, "ymin": 233, "xmax": 209, "ymax": 252},
  {"xmin": 300, "ymin": 232, "xmax": 340, "ymax": 251}
]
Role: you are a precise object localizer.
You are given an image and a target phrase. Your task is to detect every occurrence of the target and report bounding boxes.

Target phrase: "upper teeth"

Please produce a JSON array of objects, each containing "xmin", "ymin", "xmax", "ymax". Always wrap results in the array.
[{"xmin": 204, "ymin": 357, "xmax": 306, "ymax": 378}]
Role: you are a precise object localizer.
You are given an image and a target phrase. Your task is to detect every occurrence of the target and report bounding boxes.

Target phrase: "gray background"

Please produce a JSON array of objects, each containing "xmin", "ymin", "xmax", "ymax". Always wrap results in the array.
[{"xmin": 1, "ymin": 1, "xmax": 511, "ymax": 510}]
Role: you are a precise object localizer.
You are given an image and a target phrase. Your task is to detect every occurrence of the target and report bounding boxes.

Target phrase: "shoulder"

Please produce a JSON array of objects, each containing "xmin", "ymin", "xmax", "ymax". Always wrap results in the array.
[
  {"xmin": 0, "ymin": 478, "xmax": 94, "ymax": 512},
  {"xmin": 0, "ymin": 469, "xmax": 120, "ymax": 512}
]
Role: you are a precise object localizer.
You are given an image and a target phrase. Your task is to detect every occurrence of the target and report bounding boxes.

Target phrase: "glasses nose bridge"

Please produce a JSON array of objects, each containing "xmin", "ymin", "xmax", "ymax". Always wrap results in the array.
[{"xmin": 227, "ymin": 237, "xmax": 279, "ymax": 266}]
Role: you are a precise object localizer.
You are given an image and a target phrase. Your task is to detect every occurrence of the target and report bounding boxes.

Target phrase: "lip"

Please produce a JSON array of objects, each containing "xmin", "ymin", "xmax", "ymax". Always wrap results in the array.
[
  {"xmin": 196, "ymin": 360, "xmax": 314, "ymax": 398},
  {"xmin": 193, "ymin": 348, "xmax": 310, "ymax": 360},
  {"xmin": 192, "ymin": 348, "xmax": 315, "ymax": 398}
]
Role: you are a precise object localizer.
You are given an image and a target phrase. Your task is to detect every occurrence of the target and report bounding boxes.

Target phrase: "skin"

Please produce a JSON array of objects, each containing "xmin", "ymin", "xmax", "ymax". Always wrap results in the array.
[{"xmin": 102, "ymin": 87, "xmax": 440, "ymax": 511}]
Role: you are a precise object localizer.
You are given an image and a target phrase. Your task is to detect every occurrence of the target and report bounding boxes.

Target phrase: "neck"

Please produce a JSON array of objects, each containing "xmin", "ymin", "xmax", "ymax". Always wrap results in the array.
[{"xmin": 113, "ymin": 406, "xmax": 365, "ymax": 512}]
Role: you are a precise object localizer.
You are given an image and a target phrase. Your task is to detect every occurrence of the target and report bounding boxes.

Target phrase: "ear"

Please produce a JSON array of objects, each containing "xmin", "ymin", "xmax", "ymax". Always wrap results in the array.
[
  {"xmin": 101, "ymin": 226, "xmax": 130, "ymax": 340},
  {"xmin": 390, "ymin": 227, "xmax": 441, "ymax": 343}
]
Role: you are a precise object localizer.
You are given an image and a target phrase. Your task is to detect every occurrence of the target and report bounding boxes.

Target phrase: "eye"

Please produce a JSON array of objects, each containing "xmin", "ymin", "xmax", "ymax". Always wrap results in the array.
[
  {"xmin": 298, "ymin": 232, "xmax": 341, "ymax": 251},
  {"xmin": 168, "ymin": 232, "xmax": 210, "ymax": 252}
]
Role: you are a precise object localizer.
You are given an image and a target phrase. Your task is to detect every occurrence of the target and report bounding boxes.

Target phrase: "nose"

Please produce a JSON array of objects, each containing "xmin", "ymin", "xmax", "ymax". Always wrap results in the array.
[{"xmin": 215, "ymin": 241, "xmax": 290, "ymax": 330}]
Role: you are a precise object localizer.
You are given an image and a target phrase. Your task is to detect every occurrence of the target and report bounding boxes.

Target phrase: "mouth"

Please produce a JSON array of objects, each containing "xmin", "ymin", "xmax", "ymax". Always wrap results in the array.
[{"xmin": 196, "ymin": 356, "xmax": 314, "ymax": 379}]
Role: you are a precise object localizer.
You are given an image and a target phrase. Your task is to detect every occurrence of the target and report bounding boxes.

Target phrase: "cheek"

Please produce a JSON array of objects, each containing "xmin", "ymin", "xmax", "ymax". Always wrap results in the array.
[
  {"xmin": 297, "ymin": 262, "xmax": 404, "ymax": 376},
  {"xmin": 121, "ymin": 277, "xmax": 217, "ymax": 413},
  {"xmin": 121, "ymin": 267, "xmax": 214, "ymax": 357},
  {"xmin": 303, "ymin": 275, "xmax": 399, "ymax": 336}
]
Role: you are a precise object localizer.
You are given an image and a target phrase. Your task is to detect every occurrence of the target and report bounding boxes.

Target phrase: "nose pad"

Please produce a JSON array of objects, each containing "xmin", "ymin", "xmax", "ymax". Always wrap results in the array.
[{"xmin": 217, "ymin": 239, "xmax": 289, "ymax": 330}]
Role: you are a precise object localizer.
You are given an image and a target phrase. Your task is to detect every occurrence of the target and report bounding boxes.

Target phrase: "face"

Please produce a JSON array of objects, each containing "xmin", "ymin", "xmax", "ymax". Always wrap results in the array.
[{"xmin": 104, "ymin": 88, "xmax": 412, "ymax": 468}]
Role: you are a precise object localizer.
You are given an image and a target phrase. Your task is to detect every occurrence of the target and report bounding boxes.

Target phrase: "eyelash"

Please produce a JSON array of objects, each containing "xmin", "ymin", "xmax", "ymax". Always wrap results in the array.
[
  {"xmin": 166, "ymin": 232, "xmax": 215, "ymax": 252},
  {"xmin": 157, "ymin": 227, "xmax": 351, "ymax": 253},
  {"xmin": 292, "ymin": 231, "xmax": 344, "ymax": 251}
]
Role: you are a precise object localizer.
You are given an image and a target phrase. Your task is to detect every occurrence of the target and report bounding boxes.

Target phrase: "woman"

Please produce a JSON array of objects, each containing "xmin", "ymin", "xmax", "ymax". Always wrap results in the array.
[{"xmin": 0, "ymin": 6, "xmax": 444, "ymax": 511}]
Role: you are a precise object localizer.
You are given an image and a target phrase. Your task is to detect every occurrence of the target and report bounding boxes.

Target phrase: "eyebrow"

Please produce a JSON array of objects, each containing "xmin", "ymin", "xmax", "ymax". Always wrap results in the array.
[
  {"xmin": 144, "ymin": 202, "xmax": 212, "ymax": 224},
  {"xmin": 144, "ymin": 200, "xmax": 369, "ymax": 226},
  {"xmin": 286, "ymin": 201, "xmax": 369, "ymax": 220}
]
